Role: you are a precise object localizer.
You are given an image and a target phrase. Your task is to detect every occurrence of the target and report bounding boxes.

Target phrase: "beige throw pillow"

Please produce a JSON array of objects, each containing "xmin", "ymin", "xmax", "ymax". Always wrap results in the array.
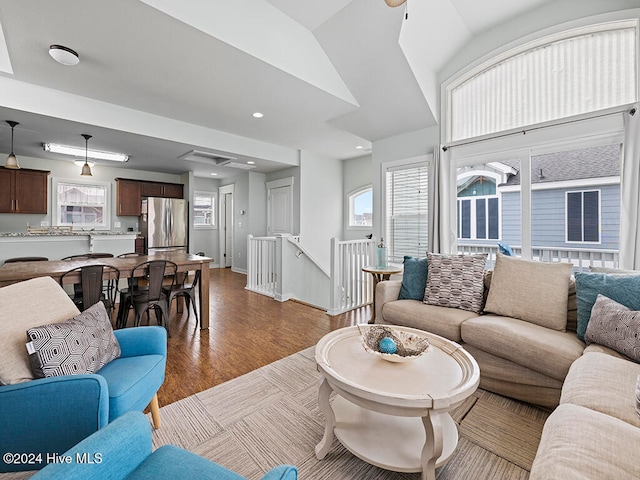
[
  {"xmin": 0, "ymin": 277, "xmax": 80, "ymax": 385},
  {"xmin": 484, "ymin": 254, "xmax": 572, "ymax": 331}
]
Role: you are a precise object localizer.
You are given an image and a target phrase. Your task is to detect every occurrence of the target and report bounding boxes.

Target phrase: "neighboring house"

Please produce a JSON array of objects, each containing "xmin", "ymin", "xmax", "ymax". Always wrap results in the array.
[{"xmin": 457, "ymin": 144, "xmax": 621, "ymax": 252}]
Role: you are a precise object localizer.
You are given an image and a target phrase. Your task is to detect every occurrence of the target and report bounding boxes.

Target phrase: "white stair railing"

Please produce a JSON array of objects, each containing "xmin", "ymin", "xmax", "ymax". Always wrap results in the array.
[
  {"xmin": 328, "ymin": 237, "xmax": 376, "ymax": 316},
  {"xmin": 247, "ymin": 235, "xmax": 377, "ymax": 315},
  {"xmin": 246, "ymin": 235, "xmax": 277, "ymax": 296}
]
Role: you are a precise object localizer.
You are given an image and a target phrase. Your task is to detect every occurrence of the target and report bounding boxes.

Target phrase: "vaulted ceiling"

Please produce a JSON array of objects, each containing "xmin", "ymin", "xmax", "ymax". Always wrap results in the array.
[{"xmin": 0, "ymin": 0, "xmax": 553, "ymax": 178}]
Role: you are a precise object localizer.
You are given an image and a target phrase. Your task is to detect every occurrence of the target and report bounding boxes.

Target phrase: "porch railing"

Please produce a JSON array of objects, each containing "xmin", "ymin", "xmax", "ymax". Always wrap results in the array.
[{"xmin": 458, "ymin": 243, "xmax": 619, "ymax": 271}]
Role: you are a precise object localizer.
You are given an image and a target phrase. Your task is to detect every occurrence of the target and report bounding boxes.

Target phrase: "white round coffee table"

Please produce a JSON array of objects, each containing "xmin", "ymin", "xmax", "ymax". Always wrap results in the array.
[{"xmin": 314, "ymin": 325, "xmax": 479, "ymax": 480}]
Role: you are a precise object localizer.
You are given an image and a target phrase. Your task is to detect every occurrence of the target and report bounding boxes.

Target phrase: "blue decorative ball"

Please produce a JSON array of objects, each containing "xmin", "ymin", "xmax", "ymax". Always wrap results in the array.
[{"xmin": 378, "ymin": 337, "xmax": 397, "ymax": 354}]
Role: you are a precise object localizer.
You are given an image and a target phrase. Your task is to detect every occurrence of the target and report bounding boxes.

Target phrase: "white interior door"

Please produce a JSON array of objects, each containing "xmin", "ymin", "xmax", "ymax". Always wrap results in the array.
[
  {"xmin": 268, "ymin": 185, "xmax": 292, "ymax": 235},
  {"xmin": 224, "ymin": 193, "xmax": 233, "ymax": 267},
  {"xmin": 219, "ymin": 185, "xmax": 234, "ymax": 268}
]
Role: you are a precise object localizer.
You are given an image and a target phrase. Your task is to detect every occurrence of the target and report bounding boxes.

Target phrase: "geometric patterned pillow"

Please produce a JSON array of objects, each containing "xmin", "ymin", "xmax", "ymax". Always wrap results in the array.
[
  {"xmin": 585, "ymin": 294, "xmax": 640, "ymax": 363},
  {"xmin": 26, "ymin": 301, "xmax": 121, "ymax": 378},
  {"xmin": 424, "ymin": 253, "xmax": 488, "ymax": 313}
]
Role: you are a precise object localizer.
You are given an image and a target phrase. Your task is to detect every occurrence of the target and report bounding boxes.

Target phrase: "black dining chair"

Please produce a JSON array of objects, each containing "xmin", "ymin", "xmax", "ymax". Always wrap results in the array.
[
  {"xmin": 4, "ymin": 256, "xmax": 49, "ymax": 264},
  {"xmin": 61, "ymin": 253, "xmax": 115, "ymax": 260},
  {"xmin": 59, "ymin": 264, "xmax": 120, "ymax": 320},
  {"xmin": 115, "ymin": 253, "xmax": 146, "ymax": 328},
  {"xmin": 122, "ymin": 260, "xmax": 177, "ymax": 336},
  {"xmin": 163, "ymin": 252, "xmax": 204, "ymax": 328}
]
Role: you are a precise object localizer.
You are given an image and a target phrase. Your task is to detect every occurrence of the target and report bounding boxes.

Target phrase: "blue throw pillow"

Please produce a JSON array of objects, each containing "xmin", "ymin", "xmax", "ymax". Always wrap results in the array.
[
  {"xmin": 575, "ymin": 272, "xmax": 640, "ymax": 341},
  {"xmin": 498, "ymin": 242, "xmax": 514, "ymax": 256},
  {"xmin": 398, "ymin": 256, "xmax": 429, "ymax": 300}
]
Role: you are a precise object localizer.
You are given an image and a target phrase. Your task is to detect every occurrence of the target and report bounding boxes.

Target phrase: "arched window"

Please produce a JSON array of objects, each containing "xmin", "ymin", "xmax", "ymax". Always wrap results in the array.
[
  {"xmin": 446, "ymin": 20, "xmax": 637, "ymax": 142},
  {"xmin": 347, "ymin": 186, "xmax": 372, "ymax": 228}
]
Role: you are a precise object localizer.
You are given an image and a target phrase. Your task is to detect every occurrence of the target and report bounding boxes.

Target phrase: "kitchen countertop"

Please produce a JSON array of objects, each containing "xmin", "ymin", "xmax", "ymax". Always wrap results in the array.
[{"xmin": 0, "ymin": 231, "xmax": 140, "ymax": 237}]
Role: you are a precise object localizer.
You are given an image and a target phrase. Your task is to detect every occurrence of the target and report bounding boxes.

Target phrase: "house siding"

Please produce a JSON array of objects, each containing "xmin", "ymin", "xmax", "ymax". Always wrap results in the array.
[{"xmin": 486, "ymin": 185, "xmax": 620, "ymax": 250}]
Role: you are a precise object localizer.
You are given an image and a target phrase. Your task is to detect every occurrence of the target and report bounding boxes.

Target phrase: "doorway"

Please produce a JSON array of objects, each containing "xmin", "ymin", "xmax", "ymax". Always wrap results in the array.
[
  {"xmin": 266, "ymin": 177, "xmax": 294, "ymax": 236},
  {"xmin": 219, "ymin": 184, "xmax": 234, "ymax": 268}
]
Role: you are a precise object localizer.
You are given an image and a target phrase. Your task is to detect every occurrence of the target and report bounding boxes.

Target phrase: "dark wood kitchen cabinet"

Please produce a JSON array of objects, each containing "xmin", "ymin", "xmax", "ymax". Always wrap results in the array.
[
  {"xmin": 115, "ymin": 178, "xmax": 184, "ymax": 217},
  {"xmin": 141, "ymin": 181, "xmax": 183, "ymax": 198},
  {"xmin": 0, "ymin": 167, "xmax": 50, "ymax": 214}
]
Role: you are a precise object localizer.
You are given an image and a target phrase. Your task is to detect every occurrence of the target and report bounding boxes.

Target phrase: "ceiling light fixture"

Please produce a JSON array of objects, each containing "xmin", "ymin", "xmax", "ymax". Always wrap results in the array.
[
  {"xmin": 5, "ymin": 121, "xmax": 20, "ymax": 169},
  {"xmin": 384, "ymin": 0, "xmax": 406, "ymax": 7},
  {"xmin": 43, "ymin": 142, "xmax": 129, "ymax": 162},
  {"xmin": 355, "ymin": 145, "xmax": 364, "ymax": 150},
  {"xmin": 252, "ymin": 112, "xmax": 264, "ymax": 118},
  {"xmin": 74, "ymin": 160, "xmax": 95, "ymax": 168},
  {"xmin": 49, "ymin": 45, "xmax": 79, "ymax": 66},
  {"xmin": 210, "ymin": 173, "xmax": 218, "ymax": 176},
  {"xmin": 80, "ymin": 134, "xmax": 92, "ymax": 176},
  {"xmin": 247, "ymin": 161, "xmax": 255, "ymax": 165}
]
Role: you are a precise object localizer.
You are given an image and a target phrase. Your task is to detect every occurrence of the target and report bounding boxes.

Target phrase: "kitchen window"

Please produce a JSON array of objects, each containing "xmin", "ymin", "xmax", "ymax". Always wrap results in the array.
[{"xmin": 53, "ymin": 179, "xmax": 110, "ymax": 230}]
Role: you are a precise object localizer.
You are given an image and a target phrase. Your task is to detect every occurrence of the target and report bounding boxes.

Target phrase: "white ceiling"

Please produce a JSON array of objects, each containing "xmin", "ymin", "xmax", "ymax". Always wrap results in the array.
[{"xmin": 0, "ymin": 0, "xmax": 552, "ymax": 179}]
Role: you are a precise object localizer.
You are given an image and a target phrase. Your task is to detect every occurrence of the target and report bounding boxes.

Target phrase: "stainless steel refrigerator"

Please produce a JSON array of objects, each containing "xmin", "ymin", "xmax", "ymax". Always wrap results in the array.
[{"xmin": 140, "ymin": 197, "xmax": 188, "ymax": 254}]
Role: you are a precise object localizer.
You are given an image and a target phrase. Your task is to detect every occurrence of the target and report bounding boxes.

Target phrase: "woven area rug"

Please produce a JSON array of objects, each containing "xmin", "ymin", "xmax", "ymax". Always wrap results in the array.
[
  {"xmin": 149, "ymin": 347, "xmax": 549, "ymax": 479},
  {"xmin": 0, "ymin": 347, "xmax": 549, "ymax": 480}
]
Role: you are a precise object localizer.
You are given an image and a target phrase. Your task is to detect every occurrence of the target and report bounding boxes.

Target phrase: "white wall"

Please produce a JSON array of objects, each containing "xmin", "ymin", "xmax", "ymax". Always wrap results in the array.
[
  {"xmin": 299, "ymin": 151, "xmax": 343, "ymax": 270},
  {"xmin": 342, "ymin": 154, "xmax": 373, "ymax": 241}
]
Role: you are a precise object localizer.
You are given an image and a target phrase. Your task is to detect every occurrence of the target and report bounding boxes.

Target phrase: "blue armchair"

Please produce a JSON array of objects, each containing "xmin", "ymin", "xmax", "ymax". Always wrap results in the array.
[
  {"xmin": 31, "ymin": 411, "xmax": 298, "ymax": 480},
  {"xmin": 0, "ymin": 326, "xmax": 167, "ymax": 473}
]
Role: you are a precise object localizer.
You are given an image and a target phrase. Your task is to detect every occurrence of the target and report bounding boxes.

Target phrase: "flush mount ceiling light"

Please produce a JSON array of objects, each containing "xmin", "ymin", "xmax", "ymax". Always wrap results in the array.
[
  {"xmin": 49, "ymin": 44, "xmax": 79, "ymax": 66},
  {"xmin": 80, "ymin": 134, "xmax": 93, "ymax": 176},
  {"xmin": 5, "ymin": 120, "xmax": 20, "ymax": 169},
  {"xmin": 43, "ymin": 142, "xmax": 129, "ymax": 162},
  {"xmin": 252, "ymin": 112, "xmax": 264, "ymax": 118}
]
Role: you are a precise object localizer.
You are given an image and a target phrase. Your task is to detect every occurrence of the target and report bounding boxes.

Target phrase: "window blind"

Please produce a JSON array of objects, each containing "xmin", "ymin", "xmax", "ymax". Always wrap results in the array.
[
  {"xmin": 450, "ymin": 25, "xmax": 637, "ymax": 142},
  {"xmin": 385, "ymin": 164, "xmax": 428, "ymax": 263}
]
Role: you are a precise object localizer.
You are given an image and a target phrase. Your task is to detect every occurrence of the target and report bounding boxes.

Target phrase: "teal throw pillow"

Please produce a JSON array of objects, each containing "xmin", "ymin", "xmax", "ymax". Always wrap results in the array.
[
  {"xmin": 398, "ymin": 256, "xmax": 428, "ymax": 300},
  {"xmin": 498, "ymin": 242, "xmax": 514, "ymax": 256},
  {"xmin": 575, "ymin": 272, "xmax": 640, "ymax": 341}
]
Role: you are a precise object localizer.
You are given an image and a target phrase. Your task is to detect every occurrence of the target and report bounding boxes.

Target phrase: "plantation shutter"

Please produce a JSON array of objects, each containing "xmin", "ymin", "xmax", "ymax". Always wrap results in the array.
[{"xmin": 385, "ymin": 163, "xmax": 429, "ymax": 263}]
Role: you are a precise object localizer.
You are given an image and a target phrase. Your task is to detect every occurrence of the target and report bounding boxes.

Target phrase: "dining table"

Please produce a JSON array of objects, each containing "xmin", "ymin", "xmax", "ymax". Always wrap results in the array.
[{"xmin": 0, "ymin": 251, "xmax": 214, "ymax": 329}]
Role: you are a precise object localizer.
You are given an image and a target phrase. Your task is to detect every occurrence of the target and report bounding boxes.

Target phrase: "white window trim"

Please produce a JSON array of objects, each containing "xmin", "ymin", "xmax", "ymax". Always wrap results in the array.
[
  {"xmin": 347, "ymin": 185, "xmax": 373, "ymax": 230},
  {"xmin": 457, "ymin": 195, "xmax": 502, "ymax": 241},
  {"xmin": 565, "ymin": 189, "xmax": 602, "ymax": 244},
  {"xmin": 52, "ymin": 177, "xmax": 111, "ymax": 230},
  {"xmin": 193, "ymin": 190, "xmax": 217, "ymax": 230},
  {"xmin": 381, "ymin": 155, "xmax": 430, "ymax": 263}
]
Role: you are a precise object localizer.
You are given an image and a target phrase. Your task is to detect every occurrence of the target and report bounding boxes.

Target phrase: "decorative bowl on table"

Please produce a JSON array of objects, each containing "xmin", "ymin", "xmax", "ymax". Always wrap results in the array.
[{"xmin": 358, "ymin": 325, "xmax": 430, "ymax": 363}]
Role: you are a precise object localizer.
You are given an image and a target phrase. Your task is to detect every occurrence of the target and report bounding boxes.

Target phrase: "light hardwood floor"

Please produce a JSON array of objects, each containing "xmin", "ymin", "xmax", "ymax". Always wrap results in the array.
[{"xmin": 148, "ymin": 267, "xmax": 368, "ymax": 407}]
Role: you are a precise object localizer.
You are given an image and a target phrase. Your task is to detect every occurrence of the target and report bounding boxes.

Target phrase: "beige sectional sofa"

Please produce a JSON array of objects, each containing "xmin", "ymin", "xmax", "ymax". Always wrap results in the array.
[
  {"xmin": 375, "ymin": 255, "xmax": 582, "ymax": 409},
  {"xmin": 376, "ymin": 253, "xmax": 640, "ymax": 479}
]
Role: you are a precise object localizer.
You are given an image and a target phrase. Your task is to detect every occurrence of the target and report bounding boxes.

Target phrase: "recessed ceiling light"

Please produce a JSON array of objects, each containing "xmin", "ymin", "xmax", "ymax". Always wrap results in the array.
[
  {"xmin": 210, "ymin": 172, "xmax": 218, "ymax": 176},
  {"xmin": 356, "ymin": 145, "xmax": 364, "ymax": 150},
  {"xmin": 49, "ymin": 45, "xmax": 79, "ymax": 66},
  {"xmin": 252, "ymin": 112, "xmax": 264, "ymax": 118},
  {"xmin": 247, "ymin": 161, "xmax": 255, "ymax": 165}
]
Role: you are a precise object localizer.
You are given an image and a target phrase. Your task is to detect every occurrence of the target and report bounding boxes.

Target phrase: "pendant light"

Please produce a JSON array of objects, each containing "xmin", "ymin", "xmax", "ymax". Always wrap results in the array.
[
  {"xmin": 5, "ymin": 121, "xmax": 20, "ymax": 169},
  {"xmin": 81, "ymin": 134, "xmax": 93, "ymax": 176}
]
